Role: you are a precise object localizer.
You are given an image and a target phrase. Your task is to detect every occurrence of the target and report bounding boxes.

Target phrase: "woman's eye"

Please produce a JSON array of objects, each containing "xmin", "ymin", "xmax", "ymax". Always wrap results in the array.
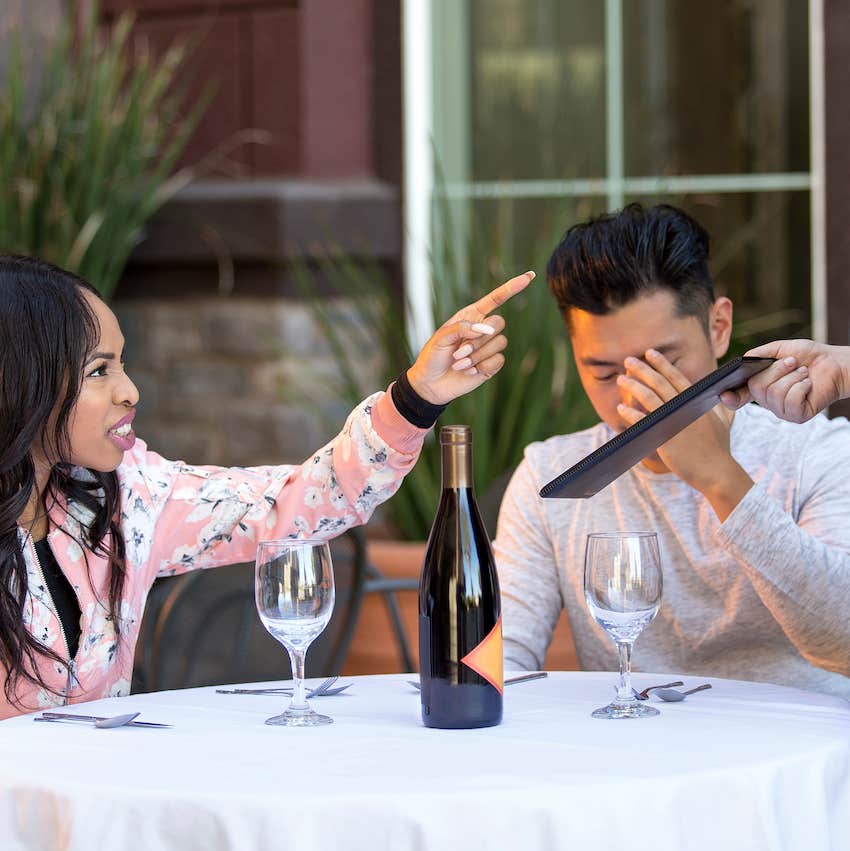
[
  {"xmin": 87, "ymin": 363, "xmax": 108, "ymax": 378},
  {"xmin": 597, "ymin": 373, "xmax": 617, "ymax": 382}
]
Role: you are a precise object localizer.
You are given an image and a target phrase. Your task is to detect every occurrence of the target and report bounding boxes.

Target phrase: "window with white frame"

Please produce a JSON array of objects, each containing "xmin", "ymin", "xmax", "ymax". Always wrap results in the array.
[{"xmin": 417, "ymin": 0, "xmax": 816, "ymax": 349}]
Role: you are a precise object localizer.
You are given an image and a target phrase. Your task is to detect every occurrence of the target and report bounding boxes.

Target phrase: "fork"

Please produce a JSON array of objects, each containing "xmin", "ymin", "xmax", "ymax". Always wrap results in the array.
[
  {"xmin": 216, "ymin": 675, "xmax": 346, "ymax": 697},
  {"xmin": 631, "ymin": 680, "xmax": 685, "ymax": 701}
]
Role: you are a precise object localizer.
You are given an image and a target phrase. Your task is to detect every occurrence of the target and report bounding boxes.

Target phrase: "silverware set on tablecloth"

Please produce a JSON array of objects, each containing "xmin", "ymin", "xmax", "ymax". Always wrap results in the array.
[
  {"xmin": 34, "ymin": 711, "xmax": 171, "ymax": 729},
  {"xmin": 29, "ymin": 676, "xmax": 352, "ymax": 729},
  {"xmin": 30, "ymin": 673, "xmax": 712, "ymax": 729},
  {"xmin": 215, "ymin": 675, "xmax": 351, "ymax": 697},
  {"xmin": 632, "ymin": 681, "xmax": 713, "ymax": 702}
]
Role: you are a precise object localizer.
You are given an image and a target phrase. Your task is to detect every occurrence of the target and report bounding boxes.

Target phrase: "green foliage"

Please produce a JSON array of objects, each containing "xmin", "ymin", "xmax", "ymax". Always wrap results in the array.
[
  {"xmin": 0, "ymin": 5, "xmax": 207, "ymax": 299},
  {"xmin": 294, "ymin": 200, "xmax": 596, "ymax": 541}
]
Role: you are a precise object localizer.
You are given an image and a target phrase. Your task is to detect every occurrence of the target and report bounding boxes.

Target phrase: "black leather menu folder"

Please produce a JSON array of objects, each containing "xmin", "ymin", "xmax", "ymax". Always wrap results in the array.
[{"xmin": 539, "ymin": 355, "xmax": 775, "ymax": 499}]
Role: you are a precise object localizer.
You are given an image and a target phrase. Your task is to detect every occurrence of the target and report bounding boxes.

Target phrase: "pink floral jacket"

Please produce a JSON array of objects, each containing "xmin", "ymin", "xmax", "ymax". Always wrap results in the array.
[{"xmin": 4, "ymin": 390, "xmax": 427, "ymax": 719}]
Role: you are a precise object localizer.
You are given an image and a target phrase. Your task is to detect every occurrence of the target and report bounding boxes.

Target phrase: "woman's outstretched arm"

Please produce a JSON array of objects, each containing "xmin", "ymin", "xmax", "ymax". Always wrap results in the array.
[{"xmin": 138, "ymin": 271, "xmax": 536, "ymax": 577}]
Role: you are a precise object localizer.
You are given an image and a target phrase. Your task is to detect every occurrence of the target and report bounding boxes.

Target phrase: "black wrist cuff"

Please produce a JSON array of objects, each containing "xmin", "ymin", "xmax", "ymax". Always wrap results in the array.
[{"xmin": 391, "ymin": 370, "xmax": 447, "ymax": 429}]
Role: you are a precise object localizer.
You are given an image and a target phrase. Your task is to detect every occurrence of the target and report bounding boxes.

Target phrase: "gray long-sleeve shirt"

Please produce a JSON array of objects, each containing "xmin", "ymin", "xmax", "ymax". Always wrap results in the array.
[{"xmin": 495, "ymin": 404, "xmax": 850, "ymax": 699}]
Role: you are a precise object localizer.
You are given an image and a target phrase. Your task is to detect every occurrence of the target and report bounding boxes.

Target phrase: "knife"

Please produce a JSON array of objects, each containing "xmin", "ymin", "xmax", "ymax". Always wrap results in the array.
[{"xmin": 37, "ymin": 712, "xmax": 172, "ymax": 728}]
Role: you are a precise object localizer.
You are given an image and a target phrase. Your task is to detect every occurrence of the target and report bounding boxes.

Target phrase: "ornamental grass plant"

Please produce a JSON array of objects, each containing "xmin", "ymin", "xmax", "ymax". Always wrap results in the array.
[
  {"xmin": 295, "ymin": 199, "xmax": 597, "ymax": 541},
  {"xmin": 0, "ymin": 4, "xmax": 207, "ymax": 298}
]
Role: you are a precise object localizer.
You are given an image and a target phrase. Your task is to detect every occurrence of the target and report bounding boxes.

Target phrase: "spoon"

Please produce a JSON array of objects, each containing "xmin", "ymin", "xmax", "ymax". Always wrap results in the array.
[
  {"xmin": 631, "ymin": 680, "xmax": 684, "ymax": 701},
  {"xmin": 653, "ymin": 683, "xmax": 713, "ymax": 702},
  {"xmin": 94, "ymin": 712, "xmax": 141, "ymax": 728}
]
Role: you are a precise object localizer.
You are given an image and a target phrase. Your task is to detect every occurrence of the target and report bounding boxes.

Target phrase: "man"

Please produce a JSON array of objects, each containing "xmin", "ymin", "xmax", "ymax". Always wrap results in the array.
[{"xmin": 495, "ymin": 204, "xmax": 850, "ymax": 697}]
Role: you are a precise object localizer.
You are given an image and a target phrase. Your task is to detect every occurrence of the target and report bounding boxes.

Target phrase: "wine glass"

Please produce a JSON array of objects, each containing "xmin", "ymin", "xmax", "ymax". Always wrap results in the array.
[
  {"xmin": 584, "ymin": 531, "xmax": 662, "ymax": 719},
  {"xmin": 255, "ymin": 539, "xmax": 335, "ymax": 726}
]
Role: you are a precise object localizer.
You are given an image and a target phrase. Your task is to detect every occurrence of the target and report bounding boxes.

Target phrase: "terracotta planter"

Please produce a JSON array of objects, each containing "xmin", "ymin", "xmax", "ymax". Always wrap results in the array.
[
  {"xmin": 342, "ymin": 539, "xmax": 425, "ymax": 675},
  {"xmin": 342, "ymin": 539, "xmax": 579, "ymax": 674},
  {"xmin": 544, "ymin": 613, "xmax": 579, "ymax": 671}
]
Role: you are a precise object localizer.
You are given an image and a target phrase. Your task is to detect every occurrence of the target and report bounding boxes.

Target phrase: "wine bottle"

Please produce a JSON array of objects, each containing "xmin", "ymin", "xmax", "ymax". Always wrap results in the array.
[{"xmin": 418, "ymin": 425, "xmax": 503, "ymax": 729}]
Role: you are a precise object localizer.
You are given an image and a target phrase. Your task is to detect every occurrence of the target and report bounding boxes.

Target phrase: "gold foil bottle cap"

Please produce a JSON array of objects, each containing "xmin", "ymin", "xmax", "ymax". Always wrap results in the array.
[{"xmin": 440, "ymin": 425, "xmax": 472, "ymax": 445}]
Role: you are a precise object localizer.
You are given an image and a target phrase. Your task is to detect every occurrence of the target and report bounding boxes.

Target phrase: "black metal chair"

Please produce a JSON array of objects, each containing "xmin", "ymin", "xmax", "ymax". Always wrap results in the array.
[
  {"xmin": 132, "ymin": 528, "xmax": 368, "ymax": 693},
  {"xmin": 363, "ymin": 564, "xmax": 418, "ymax": 672}
]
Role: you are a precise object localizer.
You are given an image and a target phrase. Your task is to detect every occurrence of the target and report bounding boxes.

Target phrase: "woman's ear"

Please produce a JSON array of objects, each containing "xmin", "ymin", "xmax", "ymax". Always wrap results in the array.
[{"xmin": 709, "ymin": 297, "xmax": 733, "ymax": 358}]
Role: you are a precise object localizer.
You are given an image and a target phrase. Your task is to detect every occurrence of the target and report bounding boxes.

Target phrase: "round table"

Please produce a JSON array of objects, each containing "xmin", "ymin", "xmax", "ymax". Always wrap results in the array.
[{"xmin": 1, "ymin": 672, "xmax": 848, "ymax": 851}]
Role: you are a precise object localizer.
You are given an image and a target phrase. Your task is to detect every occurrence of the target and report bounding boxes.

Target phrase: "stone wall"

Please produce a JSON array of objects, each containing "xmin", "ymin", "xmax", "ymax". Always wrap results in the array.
[
  {"xmin": 113, "ymin": 294, "xmax": 386, "ymax": 469},
  {"xmin": 111, "ymin": 175, "xmax": 402, "ymax": 471}
]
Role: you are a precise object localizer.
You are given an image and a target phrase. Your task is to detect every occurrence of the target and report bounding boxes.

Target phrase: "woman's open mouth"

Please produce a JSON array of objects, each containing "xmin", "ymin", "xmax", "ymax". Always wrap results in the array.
[{"xmin": 108, "ymin": 413, "xmax": 136, "ymax": 451}]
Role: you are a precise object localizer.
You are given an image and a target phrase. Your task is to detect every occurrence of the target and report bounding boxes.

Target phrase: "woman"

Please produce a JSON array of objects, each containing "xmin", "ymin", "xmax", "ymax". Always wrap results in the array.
[{"xmin": 0, "ymin": 255, "xmax": 533, "ymax": 718}]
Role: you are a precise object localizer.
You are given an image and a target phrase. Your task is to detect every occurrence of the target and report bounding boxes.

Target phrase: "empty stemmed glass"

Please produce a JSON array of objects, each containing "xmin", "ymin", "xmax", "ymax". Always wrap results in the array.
[
  {"xmin": 255, "ymin": 539, "xmax": 335, "ymax": 726},
  {"xmin": 584, "ymin": 531, "xmax": 662, "ymax": 719}
]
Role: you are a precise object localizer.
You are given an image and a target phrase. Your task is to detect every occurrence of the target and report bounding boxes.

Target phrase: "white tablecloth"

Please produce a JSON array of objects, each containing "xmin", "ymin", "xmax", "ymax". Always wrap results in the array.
[{"xmin": 1, "ymin": 672, "xmax": 849, "ymax": 851}]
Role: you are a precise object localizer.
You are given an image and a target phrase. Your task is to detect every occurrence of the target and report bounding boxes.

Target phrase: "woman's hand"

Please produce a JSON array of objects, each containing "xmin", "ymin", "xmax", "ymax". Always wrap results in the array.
[
  {"xmin": 719, "ymin": 340, "xmax": 850, "ymax": 422},
  {"xmin": 406, "ymin": 271, "xmax": 535, "ymax": 405}
]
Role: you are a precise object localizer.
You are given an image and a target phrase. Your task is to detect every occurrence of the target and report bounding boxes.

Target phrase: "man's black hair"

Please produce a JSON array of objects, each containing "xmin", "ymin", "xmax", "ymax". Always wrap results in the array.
[{"xmin": 547, "ymin": 203, "xmax": 715, "ymax": 331}]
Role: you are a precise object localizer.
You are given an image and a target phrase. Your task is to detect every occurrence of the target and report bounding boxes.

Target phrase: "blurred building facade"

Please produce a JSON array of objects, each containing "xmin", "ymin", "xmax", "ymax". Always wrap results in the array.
[
  {"xmin": 432, "ymin": 1, "xmax": 814, "ymax": 333},
  {"xmin": 5, "ymin": 1, "xmax": 850, "ymax": 468},
  {"xmin": 100, "ymin": 0, "xmax": 403, "ymax": 466}
]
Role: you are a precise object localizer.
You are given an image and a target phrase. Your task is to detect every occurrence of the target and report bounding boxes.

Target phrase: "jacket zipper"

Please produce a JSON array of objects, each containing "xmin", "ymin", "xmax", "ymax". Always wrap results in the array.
[{"xmin": 29, "ymin": 538, "xmax": 77, "ymax": 702}]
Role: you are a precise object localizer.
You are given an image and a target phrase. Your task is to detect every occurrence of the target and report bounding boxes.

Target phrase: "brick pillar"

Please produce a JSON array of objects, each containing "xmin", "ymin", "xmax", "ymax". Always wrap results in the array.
[
  {"xmin": 300, "ymin": 0, "xmax": 374, "ymax": 177},
  {"xmin": 824, "ymin": 0, "xmax": 850, "ymax": 419}
]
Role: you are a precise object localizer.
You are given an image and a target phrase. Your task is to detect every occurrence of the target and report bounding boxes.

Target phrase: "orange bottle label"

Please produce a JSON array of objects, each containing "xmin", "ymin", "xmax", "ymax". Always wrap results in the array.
[{"xmin": 460, "ymin": 615, "xmax": 503, "ymax": 694}]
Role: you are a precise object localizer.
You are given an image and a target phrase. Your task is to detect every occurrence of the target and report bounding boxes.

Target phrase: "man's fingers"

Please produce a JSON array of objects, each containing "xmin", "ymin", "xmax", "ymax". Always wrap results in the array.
[
  {"xmin": 643, "ymin": 349, "xmax": 691, "ymax": 394},
  {"xmin": 617, "ymin": 374, "xmax": 665, "ymax": 412},
  {"xmin": 719, "ymin": 387, "xmax": 751, "ymax": 410},
  {"xmin": 621, "ymin": 352, "xmax": 679, "ymax": 406},
  {"xmin": 623, "ymin": 354, "xmax": 678, "ymax": 401},
  {"xmin": 616, "ymin": 403, "xmax": 645, "ymax": 427},
  {"xmin": 470, "ymin": 270, "xmax": 535, "ymax": 315}
]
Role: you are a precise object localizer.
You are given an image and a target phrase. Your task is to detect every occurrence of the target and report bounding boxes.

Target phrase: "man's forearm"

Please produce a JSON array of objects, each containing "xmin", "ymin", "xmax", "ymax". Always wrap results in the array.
[
  {"xmin": 696, "ymin": 459, "xmax": 756, "ymax": 523},
  {"xmin": 717, "ymin": 483, "xmax": 850, "ymax": 677}
]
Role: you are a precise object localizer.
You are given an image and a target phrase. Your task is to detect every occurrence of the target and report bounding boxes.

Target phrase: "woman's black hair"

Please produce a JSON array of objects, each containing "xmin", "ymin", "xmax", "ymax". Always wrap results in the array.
[{"xmin": 0, "ymin": 255, "xmax": 126, "ymax": 706}]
